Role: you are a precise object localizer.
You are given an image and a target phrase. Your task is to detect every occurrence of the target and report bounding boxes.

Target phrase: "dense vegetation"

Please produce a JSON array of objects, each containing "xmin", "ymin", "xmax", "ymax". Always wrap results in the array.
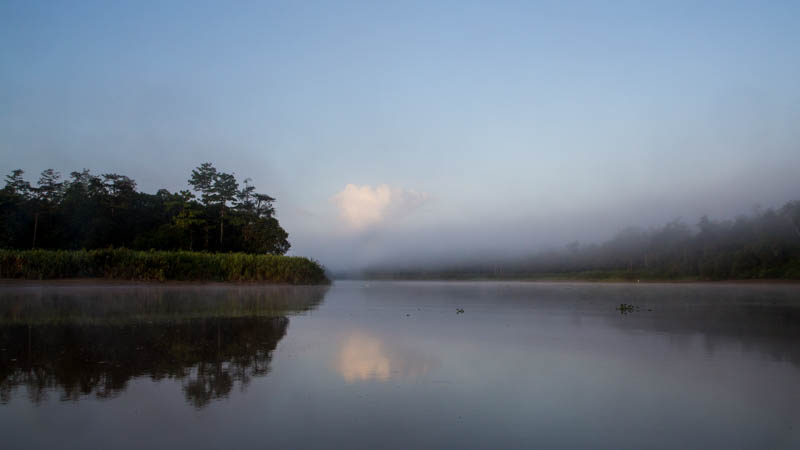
[
  {"xmin": 0, "ymin": 163, "xmax": 289, "ymax": 254},
  {"xmin": 365, "ymin": 201, "xmax": 800, "ymax": 281},
  {"xmin": 0, "ymin": 164, "xmax": 330, "ymax": 283},
  {"xmin": 0, "ymin": 249, "xmax": 328, "ymax": 284}
]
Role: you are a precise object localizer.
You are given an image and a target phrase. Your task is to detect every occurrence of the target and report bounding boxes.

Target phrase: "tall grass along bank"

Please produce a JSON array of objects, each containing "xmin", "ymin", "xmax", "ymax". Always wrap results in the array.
[{"xmin": 0, "ymin": 249, "xmax": 329, "ymax": 284}]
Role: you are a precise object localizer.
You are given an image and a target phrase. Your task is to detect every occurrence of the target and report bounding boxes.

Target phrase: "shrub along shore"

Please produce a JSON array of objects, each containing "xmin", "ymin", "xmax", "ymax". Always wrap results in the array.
[{"xmin": 0, "ymin": 249, "xmax": 329, "ymax": 284}]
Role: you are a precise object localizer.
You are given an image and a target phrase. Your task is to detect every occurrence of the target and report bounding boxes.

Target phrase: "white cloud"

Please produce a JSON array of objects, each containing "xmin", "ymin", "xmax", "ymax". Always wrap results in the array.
[{"xmin": 332, "ymin": 184, "xmax": 428, "ymax": 229}]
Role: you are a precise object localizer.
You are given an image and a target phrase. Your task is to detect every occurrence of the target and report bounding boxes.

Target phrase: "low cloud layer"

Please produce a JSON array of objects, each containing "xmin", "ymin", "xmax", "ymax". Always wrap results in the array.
[{"xmin": 332, "ymin": 184, "xmax": 428, "ymax": 230}]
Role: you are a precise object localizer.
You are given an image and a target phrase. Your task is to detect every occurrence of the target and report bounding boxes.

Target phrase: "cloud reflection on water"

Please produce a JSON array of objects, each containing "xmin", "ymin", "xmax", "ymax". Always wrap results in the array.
[{"xmin": 337, "ymin": 331, "xmax": 436, "ymax": 382}]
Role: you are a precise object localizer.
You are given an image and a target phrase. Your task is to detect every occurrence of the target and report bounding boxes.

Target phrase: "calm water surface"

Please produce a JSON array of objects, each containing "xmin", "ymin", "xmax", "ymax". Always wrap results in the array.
[{"xmin": 1, "ymin": 280, "xmax": 799, "ymax": 449}]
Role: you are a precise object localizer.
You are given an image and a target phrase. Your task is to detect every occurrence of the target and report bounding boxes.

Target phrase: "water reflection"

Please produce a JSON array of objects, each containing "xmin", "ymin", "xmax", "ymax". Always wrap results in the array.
[
  {"xmin": 1, "ymin": 281, "xmax": 799, "ymax": 449},
  {"xmin": 337, "ymin": 332, "xmax": 437, "ymax": 382},
  {"xmin": 349, "ymin": 281, "xmax": 800, "ymax": 369},
  {"xmin": 0, "ymin": 283, "xmax": 328, "ymax": 407},
  {"xmin": 605, "ymin": 302, "xmax": 800, "ymax": 367}
]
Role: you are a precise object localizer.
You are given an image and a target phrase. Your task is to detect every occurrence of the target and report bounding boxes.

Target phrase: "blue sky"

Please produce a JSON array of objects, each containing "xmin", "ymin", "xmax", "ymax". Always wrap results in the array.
[{"xmin": 2, "ymin": 1, "xmax": 799, "ymax": 269}]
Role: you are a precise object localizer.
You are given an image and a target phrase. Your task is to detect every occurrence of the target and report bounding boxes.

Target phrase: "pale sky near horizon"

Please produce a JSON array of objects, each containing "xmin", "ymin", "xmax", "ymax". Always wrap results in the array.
[{"xmin": 2, "ymin": 1, "xmax": 799, "ymax": 270}]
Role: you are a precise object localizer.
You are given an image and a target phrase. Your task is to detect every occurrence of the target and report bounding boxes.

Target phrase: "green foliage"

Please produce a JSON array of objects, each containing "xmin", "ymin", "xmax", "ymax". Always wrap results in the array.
[
  {"xmin": 188, "ymin": 162, "xmax": 218, "ymax": 206},
  {"xmin": 0, "ymin": 249, "xmax": 329, "ymax": 284},
  {"xmin": 0, "ymin": 164, "xmax": 291, "ymax": 254}
]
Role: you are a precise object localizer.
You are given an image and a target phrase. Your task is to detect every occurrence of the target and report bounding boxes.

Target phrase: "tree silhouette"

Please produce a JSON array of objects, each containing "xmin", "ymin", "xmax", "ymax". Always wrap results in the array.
[{"xmin": 1, "ymin": 164, "xmax": 290, "ymax": 254}]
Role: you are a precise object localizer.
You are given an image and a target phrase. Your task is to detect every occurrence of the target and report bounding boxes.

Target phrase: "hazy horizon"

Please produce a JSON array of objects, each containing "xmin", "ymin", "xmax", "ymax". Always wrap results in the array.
[{"xmin": 2, "ymin": 1, "xmax": 799, "ymax": 272}]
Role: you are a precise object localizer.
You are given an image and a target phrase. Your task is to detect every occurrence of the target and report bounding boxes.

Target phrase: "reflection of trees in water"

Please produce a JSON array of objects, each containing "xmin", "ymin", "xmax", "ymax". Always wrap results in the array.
[
  {"xmin": 0, "ymin": 317, "xmax": 287, "ymax": 408},
  {"xmin": 606, "ymin": 304, "xmax": 800, "ymax": 368},
  {"xmin": 0, "ymin": 284, "xmax": 328, "ymax": 407}
]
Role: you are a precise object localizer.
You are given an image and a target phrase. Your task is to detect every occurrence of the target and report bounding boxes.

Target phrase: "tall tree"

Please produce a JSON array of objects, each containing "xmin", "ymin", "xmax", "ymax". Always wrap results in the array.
[
  {"xmin": 102, "ymin": 173, "xmax": 136, "ymax": 217},
  {"xmin": 188, "ymin": 163, "xmax": 239, "ymax": 249},
  {"xmin": 213, "ymin": 171, "xmax": 238, "ymax": 247},
  {"xmin": 188, "ymin": 163, "xmax": 218, "ymax": 206},
  {"xmin": 30, "ymin": 169, "xmax": 63, "ymax": 248},
  {"xmin": 1, "ymin": 170, "xmax": 31, "ymax": 247},
  {"xmin": 4, "ymin": 170, "xmax": 31, "ymax": 197},
  {"xmin": 188, "ymin": 163, "xmax": 220, "ymax": 249}
]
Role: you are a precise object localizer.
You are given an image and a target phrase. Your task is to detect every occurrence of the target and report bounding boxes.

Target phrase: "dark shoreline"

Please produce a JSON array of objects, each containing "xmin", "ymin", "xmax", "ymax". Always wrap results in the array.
[
  {"xmin": 0, "ymin": 278, "xmax": 330, "ymax": 287},
  {"xmin": 0, "ymin": 249, "xmax": 330, "ymax": 285}
]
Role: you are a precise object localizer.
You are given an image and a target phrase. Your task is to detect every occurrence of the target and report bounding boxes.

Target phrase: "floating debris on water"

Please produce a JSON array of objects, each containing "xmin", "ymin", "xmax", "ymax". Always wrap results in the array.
[
  {"xmin": 456, "ymin": 308, "xmax": 465, "ymax": 314},
  {"xmin": 616, "ymin": 303, "xmax": 640, "ymax": 314}
]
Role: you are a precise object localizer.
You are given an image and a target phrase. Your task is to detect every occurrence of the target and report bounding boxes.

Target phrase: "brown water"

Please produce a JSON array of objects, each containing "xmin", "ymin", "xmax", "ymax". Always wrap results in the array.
[{"xmin": 1, "ymin": 280, "xmax": 799, "ymax": 449}]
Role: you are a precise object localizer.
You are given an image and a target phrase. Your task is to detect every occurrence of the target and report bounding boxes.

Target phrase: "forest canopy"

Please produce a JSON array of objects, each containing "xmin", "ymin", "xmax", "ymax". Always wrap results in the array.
[{"xmin": 0, "ymin": 163, "xmax": 290, "ymax": 254}]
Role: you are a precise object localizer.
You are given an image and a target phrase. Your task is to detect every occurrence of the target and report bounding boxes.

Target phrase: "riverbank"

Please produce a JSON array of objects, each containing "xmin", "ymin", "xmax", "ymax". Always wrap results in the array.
[{"xmin": 0, "ymin": 249, "xmax": 329, "ymax": 284}]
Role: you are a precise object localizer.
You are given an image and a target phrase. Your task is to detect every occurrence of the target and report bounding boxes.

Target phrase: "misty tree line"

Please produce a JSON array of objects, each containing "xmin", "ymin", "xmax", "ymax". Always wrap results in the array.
[
  {"xmin": 369, "ymin": 201, "xmax": 800, "ymax": 280},
  {"xmin": 542, "ymin": 203, "xmax": 800, "ymax": 279},
  {"xmin": 0, "ymin": 163, "xmax": 290, "ymax": 254}
]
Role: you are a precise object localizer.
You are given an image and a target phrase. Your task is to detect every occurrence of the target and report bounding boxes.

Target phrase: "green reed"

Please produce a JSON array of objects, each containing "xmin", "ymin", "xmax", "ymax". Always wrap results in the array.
[{"xmin": 0, "ymin": 248, "xmax": 329, "ymax": 284}]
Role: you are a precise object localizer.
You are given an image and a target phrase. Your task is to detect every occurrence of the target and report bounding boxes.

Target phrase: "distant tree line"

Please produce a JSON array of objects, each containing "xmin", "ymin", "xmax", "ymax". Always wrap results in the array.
[
  {"xmin": 0, "ymin": 163, "xmax": 290, "ymax": 254},
  {"xmin": 366, "ymin": 201, "xmax": 800, "ymax": 280}
]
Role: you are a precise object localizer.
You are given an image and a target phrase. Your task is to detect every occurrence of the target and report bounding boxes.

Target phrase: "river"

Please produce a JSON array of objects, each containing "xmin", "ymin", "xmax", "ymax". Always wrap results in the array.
[{"xmin": 1, "ymin": 280, "xmax": 799, "ymax": 449}]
